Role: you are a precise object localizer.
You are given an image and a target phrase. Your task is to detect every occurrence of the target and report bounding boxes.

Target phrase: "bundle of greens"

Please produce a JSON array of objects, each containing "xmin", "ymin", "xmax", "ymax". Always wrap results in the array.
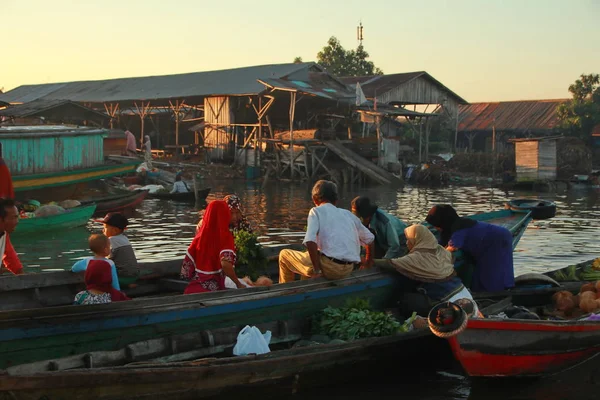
[
  {"xmin": 313, "ymin": 298, "xmax": 417, "ymax": 341},
  {"xmin": 551, "ymin": 260, "xmax": 600, "ymax": 282},
  {"xmin": 233, "ymin": 230, "xmax": 268, "ymax": 279}
]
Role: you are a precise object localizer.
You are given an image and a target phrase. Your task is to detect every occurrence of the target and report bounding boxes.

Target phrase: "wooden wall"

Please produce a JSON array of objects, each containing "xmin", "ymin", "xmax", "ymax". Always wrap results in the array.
[
  {"xmin": 203, "ymin": 96, "xmax": 232, "ymax": 160},
  {"xmin": 515, "ymin": 140, "xmax": 557, "ymax": 182},
  {"xmin": 377, "ymin": 76, "xmax": 460, "ymax": 117},
  {"xmin": 538, "ymin": 140, "xmax": 557, "ymax": 181},
  {"xmin": 515, "ymin": 141, "xmax": 539, "ymax": 182}
]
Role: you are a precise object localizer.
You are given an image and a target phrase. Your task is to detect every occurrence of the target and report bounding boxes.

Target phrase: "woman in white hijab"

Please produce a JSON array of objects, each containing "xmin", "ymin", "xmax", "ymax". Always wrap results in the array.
[
  {"xmin": 143, "ymin": 135, "xmax": 152, "ymax": 169},
  {"xmin": 376, "ymin": 224, "xmax": 478, "ymax": 316}
]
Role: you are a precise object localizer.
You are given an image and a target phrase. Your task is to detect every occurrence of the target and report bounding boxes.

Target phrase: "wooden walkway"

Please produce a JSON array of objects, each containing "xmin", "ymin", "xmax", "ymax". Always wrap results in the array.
[{"xmin": 323, "ymin": 140, "xmax": 402, "ymax": 186}]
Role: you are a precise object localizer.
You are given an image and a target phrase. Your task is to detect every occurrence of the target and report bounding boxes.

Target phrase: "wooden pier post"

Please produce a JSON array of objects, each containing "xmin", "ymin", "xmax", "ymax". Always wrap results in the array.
[{"xmin": 289, "ymin": 92, "xmax": 297, "ymax": 179}]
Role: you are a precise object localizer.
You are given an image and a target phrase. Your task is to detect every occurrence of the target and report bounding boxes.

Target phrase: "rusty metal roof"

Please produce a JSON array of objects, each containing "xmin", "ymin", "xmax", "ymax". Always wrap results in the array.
[
  {"xmin": 340, "ymin": 72, "xmax": 467, "ymax": 104},
  {"xmin": 458, "ymin": 100, "xmax": 569, "ymax": 134}
]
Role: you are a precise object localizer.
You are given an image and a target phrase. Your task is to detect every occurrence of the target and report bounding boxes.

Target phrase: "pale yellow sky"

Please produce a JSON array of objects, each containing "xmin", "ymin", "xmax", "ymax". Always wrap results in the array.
[{"xmin": 2, "ymin": 0, "xmax": 599, "ymax": 102}]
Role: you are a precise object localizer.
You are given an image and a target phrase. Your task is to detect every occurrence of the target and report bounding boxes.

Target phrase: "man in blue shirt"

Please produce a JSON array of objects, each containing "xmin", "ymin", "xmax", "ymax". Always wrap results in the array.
[{"xmin": 351, "ymin": 196, "xmax": 408, "ymax": 262}]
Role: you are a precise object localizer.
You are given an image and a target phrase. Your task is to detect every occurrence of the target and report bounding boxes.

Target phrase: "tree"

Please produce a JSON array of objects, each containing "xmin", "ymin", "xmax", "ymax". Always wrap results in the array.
[
  {"xmin": 293, "ymin": 56, "xmax": 303, "ymax": 64},
  {"xmin": 316, "ymin": 36, "xmax": 383, "ymax": 77},
  {"xmin": 557, "ymin": 74, "xmax": 600, "ymax": 142}
]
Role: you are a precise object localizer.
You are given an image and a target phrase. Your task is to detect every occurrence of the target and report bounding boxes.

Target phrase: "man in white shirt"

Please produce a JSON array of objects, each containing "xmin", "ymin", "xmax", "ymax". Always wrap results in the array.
[
  {"xmin": 170, "ymin": 175, "xmax": 190, "ymax": 194},
  {"xmin": 278, "ymin": 180, "xmax": 374, "ymax": 283}
]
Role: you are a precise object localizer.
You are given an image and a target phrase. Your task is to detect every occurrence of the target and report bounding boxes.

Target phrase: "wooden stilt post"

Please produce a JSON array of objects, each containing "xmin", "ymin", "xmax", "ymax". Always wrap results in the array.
[
  {"xmin": 376, "ymin": 115, "xmax": 382, "ymax": 167},
  {"xmin": 289, "ymin": 91, "xmax": 297, "ymax": 179},
  {"xmin": 169, "ymin": 100, "xmax": 186, "ymax": 147},
  {"xmin": 134, "ymin": 101, "xmax": 151, "ymax": 146},
  {"xmin": 257, "ymin": 96, "xmax": 262, "ymax": 168},
  {"xmin": 418, "ymin": 118, "xmax": 423, "ymax": 163},
  {"xmin": 104, "ymin": 103, "xmax": 120, "ymax": 130}
]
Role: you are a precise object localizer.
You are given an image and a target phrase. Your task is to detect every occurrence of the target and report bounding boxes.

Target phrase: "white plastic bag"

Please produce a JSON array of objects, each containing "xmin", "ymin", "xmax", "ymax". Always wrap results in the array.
[{"xmin": 232, "ymin": 325, "xmax": 272, "ymax": 356}]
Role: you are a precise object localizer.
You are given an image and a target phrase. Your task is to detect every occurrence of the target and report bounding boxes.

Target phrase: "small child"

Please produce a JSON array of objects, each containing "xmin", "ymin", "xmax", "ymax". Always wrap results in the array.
[
  {"xmin": 72, "ymin": 234, "xmax": 121, "ymax": 291},
  {"xmin": 94, "ymin": 213, "xmax": 139, "ymax": 286},
  {"xmin": 72, "ymin": 234, "xmax": 131, "ymax": 305}
]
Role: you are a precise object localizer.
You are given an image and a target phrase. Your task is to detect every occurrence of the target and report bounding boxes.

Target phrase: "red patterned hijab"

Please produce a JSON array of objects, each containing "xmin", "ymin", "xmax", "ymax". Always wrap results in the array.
[{"xmin": 185, "ymin": 200, "xmax": 234, "ymax": 275}]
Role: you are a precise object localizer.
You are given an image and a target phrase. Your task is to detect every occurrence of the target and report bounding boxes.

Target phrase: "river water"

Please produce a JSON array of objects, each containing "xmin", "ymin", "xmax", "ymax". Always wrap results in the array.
[
  {"xmin": 11, "ymin": 180, "xmax": 600, "ymax": 399},
  {"xmin": 16, "ymin": 180, "xmax": 600, "ymax": 274}
]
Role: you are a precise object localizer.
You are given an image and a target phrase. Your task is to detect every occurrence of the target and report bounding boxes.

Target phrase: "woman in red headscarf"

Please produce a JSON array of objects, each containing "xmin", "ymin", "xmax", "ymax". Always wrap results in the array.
[
  {"xmin": 0, "ymin": 156, "xmax": 15, "ymax": 199},
  {"xmin": 181, "ymin": 200, "xmax": 245, "ymax": 294},
  {"xmin": 74, "ymin": 260, "xmax": 131, "ymax": 305}
]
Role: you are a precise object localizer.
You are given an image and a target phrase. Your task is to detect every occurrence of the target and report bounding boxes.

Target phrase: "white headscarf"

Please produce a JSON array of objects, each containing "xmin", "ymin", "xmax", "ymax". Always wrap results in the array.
[{"xmin": 389, "ymin": 224, "xmax": 455, "ymax": 282}]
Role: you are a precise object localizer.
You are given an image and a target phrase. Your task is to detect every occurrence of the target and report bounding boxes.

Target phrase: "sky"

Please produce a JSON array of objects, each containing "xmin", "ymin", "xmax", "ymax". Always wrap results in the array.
[{"xmin": 2, "ymin": 0, "xmax": 599, "ymax": 102}]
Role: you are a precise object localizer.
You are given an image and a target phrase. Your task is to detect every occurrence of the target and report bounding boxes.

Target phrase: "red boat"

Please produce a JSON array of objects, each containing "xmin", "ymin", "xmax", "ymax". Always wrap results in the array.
[
  {"xmin": 447, "ymin": 317, "xmax": 600, "ymax": 378},
  {"xmin": 80, "ymin": 190, "xmax": 148, "ymax": 215}
]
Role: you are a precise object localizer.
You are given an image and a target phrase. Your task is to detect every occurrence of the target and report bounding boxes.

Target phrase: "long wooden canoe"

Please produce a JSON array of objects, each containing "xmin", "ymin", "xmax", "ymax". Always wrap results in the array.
[
  {"xmin": 11, "ymin": 204, "xmax": 97, "ymax": 236},
  {"xmin": 0, "ymin": 208, "xmax": 532, "ymax": 312},
  {"xmin": 0, "ymin": 208, "xmax": 533, "ymax": 311},
  {"xmin": 0, "ymin": 319, "xmax": 447, "ymax": 399},
  {"xmin": 0, "ymin": 260, "xmax": 593, "ymax": 391},
  {"xmin": 0, "ymin": 270, "xmax": 402, "ymax": 370},
  {"xmin": 0, "ymin": 207, "xmax": 534, "ymax": 370},
  {"xmin": 0, "ymin": 294, "xmax": 452, "ymax": 399},
  {"xmin": 13, "ymin": 162, "xmax": 138, "ymax": 192}
]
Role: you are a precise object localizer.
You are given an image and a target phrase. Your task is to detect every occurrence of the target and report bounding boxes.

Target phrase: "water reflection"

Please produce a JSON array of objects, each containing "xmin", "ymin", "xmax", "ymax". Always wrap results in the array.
[{"xmin": 13, "ymin": 181, "xmax": 600, "ymax": 272}]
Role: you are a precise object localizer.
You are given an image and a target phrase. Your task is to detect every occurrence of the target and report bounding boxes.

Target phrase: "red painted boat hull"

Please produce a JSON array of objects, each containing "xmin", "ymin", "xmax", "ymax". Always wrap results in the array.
[{"xmin": 448, "ymin": 318, "xmax": 600, "ymax": 377}]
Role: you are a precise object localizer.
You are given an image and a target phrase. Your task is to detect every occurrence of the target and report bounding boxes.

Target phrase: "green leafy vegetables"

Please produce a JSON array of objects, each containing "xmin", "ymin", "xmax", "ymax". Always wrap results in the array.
[
  {"xmin": 313, "ymin": 298, "xmax": 417, "ymax": 341},
  {"xmin": 233, "ymin": 230, "xmax": 268, "ymax": 279}
]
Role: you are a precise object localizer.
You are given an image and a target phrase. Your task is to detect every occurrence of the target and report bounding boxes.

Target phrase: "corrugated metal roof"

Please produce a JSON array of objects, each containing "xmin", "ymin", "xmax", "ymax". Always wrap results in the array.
[
  {"xmin": 0, "ymin": 83, "xmax": 69, "ymax": 104},
  {"xmin": 0, "ymin": 63, "xmax": 318, "ymax": 104},
  {"xmin": 258, "ymin": 76, "xmax": 355, "ymax": 101},
  {"xmin": 0, "ymin": 99, "xmax": 109, "ymax": 120},
  {"xmin": 458, "ymin": 100, "xmax": 569, "ymax": 134},
  {"xmin": 340, "ymin": 72, "xmax": 467, "ymax": 104}
]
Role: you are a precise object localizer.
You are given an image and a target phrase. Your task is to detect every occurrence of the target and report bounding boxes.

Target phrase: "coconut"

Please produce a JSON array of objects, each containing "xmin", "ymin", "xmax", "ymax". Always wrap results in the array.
[
  {"xmin": 580, "ymin": 297, "xmax": 599, "ymax": 313},
  {"xmin": 580, "ymin": 283, "xmax": 596, "ymax": 294},
  {"xmin": 552, "ymin": 290, "xmax": 573, "ymax": 304},
  {"xmin": 556, "ymin": 296, "xmax": 575, "ymax": 315},
  {"xmin": 580, "ymin": 291, "xmax": 596, "ymax": 304}
]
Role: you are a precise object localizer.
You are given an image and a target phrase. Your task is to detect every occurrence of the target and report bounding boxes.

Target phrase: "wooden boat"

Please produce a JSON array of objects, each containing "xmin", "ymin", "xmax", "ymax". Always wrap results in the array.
[
  {"xmin": 147, "ymin": 187, "xmax": 210, "ymax": 202},
  {"xmin": 0, "ymin": 269, "xmax": 404, "ymax": 370},
  {"xmin": 440, "ymin": 258, "xmax": 600, "ymax": 378},
  {"xmin": 0, "ymin": 206, "xmax": 536, "ymax": 371},
  {"xmin": 0, "ymin": 244, "xmax": 302, "ymax": 311},
  {"xmin": 0, "ymin": 207, "xmax": 533, "ymax": 312},
  {"xmin": 13, "ymin": 162, "xmax": 138, "ymax": 192},
  {"xmin": 446, "ymin": 315, "xmax": 600, "ymax": 378},
  {"xmin": 0, "ymin": 297, "xmax": 449, "ymax": 399},
  {"xmin": 11, "ymin": 204, "xmax": 97, "ymax": 236},
  {"xmin": 79, "ymin": 190, "xmax": 148, "ymax": 215}
]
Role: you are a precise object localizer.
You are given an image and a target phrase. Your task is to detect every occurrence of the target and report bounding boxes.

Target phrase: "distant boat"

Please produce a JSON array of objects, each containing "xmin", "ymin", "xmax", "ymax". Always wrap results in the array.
[
  {"xmin": 12, "ymin": 204, "xmax": 97, "ymax": 235},
  {"xmin": 147, "ymin": 187, "xmax": 210, "ymax": 202},
  {"xmin": 79, "ymin": 190, "xmax": 148, "ymax": 215}
]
